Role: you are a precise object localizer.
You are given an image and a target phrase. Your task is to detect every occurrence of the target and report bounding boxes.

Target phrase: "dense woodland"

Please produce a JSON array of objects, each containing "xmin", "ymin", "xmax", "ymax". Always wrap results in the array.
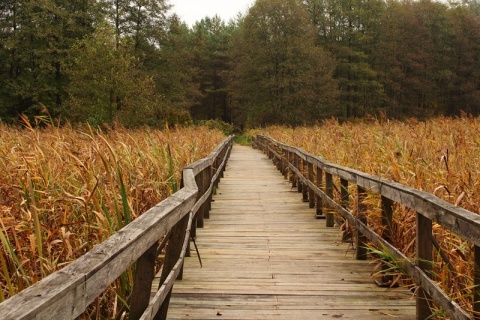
[{"xmin": 1, "ymin": 0, "xmax": 479, "ymax": 128}]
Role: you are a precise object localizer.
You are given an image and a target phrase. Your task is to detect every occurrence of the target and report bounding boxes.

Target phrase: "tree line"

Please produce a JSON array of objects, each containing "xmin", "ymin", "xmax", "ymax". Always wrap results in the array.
[{"xmin": 1, "ymin": 0, "xmax": 479, "ymax": 128}]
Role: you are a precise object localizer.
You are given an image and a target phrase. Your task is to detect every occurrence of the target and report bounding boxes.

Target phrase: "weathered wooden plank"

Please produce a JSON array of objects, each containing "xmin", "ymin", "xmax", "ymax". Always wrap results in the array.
[
  {"xmin": 256, "ymin": 135, "xmax": 478, "ymax": 320},
  {"xmin": 166, "ymin": 145, "xmax": 415, "ymax": 320}
]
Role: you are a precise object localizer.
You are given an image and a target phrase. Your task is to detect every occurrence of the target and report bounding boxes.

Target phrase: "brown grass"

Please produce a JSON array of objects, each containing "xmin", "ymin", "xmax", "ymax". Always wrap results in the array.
[
  {"xmin": 0, "ymin": 119, "xmax": 224, "ymax": 316},
  {"xmin": 258, "ymin": 116, "xmax": 480, "ymax": 317}
]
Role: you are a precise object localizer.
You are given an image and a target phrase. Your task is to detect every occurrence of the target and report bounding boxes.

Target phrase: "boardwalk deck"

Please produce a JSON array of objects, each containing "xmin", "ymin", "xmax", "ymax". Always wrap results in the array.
[{"xmin": 159, "ymin": 145, "xmax": 415, "ymax": 320}]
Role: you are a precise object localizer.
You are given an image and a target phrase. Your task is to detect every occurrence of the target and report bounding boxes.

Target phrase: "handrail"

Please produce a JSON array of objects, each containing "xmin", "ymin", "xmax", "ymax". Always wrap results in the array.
[
  {"xmin": 254, "ymin": 134, "xmax": 478, "ymax": 320},
  {"xmin": 0, "ymin": 135, "xmax": 234, "ymax": 320}
]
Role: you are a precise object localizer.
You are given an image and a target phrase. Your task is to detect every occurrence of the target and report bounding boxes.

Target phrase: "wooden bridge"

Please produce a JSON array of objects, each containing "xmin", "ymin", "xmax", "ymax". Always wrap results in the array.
[
  {"xmin": 164, "ymin": 145, "xmax": 414, "ymax": 319},
  {"xmin": 0, "ymin": 136, "xmax": 479, "ymax": 320}
]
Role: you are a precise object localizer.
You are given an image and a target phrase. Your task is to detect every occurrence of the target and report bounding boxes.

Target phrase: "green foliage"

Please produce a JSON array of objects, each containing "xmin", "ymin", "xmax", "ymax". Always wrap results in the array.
[
  {"xmin": 0, "ymin": 0, "xmax": 98, "ymax": 120},
  {"xmin": 152, "ymin": 15, "xmax": 201, "ymax": 112},
  {"xmin": 64, "ymin": 23, "xmax": 166, "ymax": 127},
  {"xmin": 198, "ymin": 119, "xmax": 234, "ymax": 135},
  {"xmin": 305, "ymin": 0, "xmax": 387, "ymax": 118},
  {"xmin": 234, "ymin": 134, "xmax": 252, "ymax": 146},
  {"xmin": 229, "ymin": 0, "xmax": 339, "ymax": 127},
  {"xmin": 190, "ymin": 16, "xmax": 234, "ymax": 122},
  {"xmin": 1, "ymin": 0, "xmax": 480, "ymax": 126}
]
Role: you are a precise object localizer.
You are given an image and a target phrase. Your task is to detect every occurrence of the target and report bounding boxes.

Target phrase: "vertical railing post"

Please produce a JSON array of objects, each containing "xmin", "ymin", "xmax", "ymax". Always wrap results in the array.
[
  {"xmin": 355, "ymin": 186, "xmax": 368, "ymax": 260},
  {"xmin": 302, "ymin": 159, "xmax": 309, "ymax": 203},
  {"xmin": 196, "ymin": 169, "xmax": 205, "ymax": 228},
  {"xmin": 156, "ymin": 214, "xmax": 190, "ymax": 320},
  {"xmin": 205, "ymin": 165, "xmax": 212, "ymax": 219},
  {"xmin": 296, "ymin": 154, "xmax": 302, "ymax": 193},
  {"xmin": 129, "ymin": 243, "xmax": 157, "ymax": 320},
  {"xmin": 219, "ymin": 148, "xmax": 225, "ymax": 179},
  {"xmin": 291, "ymin": 152, "xmax": 297, "ymax": 189},
  {"xmin": 340, "ymin": 179, "xmax": 349, "ymax": 209},
  {"xmin": 375, "ymin": 196, "xmax": 394, "ymax": 286},
  {"xmin": 325, "ymin": 173, "xmax": 334, "ymax": 227},
  {"xmin": 340, "ymin": 178, "xmax": 350, "ymax": 241},
  {"xmin": 316, "ymin": 166, "xmax": 324, "ymax": 219},
  {"xmin": 416, "ymin": 213, "xmax": 433, "ymax": 320},
  {"xmin": 308, "ymin": 160, "xmax": 315, "ymax": 209},
  {"xmin": 282, "ymin": 149, "xmax": 288, "ymax": 179},
  {"xmin": 287, "ymin": 151, "xmax": 293, "ymax": 184},
  {"xmin": 213, "ymin": 156, "xmax": 219, "ymax": 191},
  {"xmin": 474, "ymin": 245, "xmax": 480, "ymax": 320}
]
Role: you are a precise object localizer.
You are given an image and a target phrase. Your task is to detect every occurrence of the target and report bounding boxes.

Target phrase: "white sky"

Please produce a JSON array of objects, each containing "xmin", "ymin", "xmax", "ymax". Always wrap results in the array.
[{"xmin": 169, "ymin": 0, "xmax": 255, "ymax": 27}]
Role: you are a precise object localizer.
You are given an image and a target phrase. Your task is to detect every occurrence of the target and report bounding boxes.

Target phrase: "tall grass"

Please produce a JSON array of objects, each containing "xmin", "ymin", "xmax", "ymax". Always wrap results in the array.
[
  {"xmin": 0, "ymin": 119, "xmax": 224, "ymax": 316},
  {"xmin": 260, "ymin": 116, "xmax": 480, "ymax": 316}
]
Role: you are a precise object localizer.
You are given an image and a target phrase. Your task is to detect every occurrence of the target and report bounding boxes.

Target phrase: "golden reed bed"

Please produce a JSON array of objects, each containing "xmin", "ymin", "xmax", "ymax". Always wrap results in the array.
[
  {"xmin": 0, "ymin": 120, "xmax": 224, "ymax": 317},
  {"xmin": 258, "ymin": 116, "xmax": 480, "ymax": 317}
]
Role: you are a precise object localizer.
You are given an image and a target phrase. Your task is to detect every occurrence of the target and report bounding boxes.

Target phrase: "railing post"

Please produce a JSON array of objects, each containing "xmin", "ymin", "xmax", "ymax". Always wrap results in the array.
[
  {"xmin": 213, "ymin": 157, "xmax": 219, "ymax": 190},
  {"xmin": 205, "ymin": 167, "xmax": 212, "ymax": 219},
  {"xmin": 302, "ymin": 159, "xmax": 309, "ymax": 203},
  {"xmin": 474, "ymin": 245, "xmax": 480, "ymax": 320},
  {"xmin": 416, "ymin": 213, "xmax": 433, "ymax": 320},
  {"xmin": 296, "ymin": 154, "xmax": 302, "ymax": 193},
  {"xmin": 129, "ymin": 243, "xmax": 157, "ymax": 320},
  {"xmin": 219, "ymin": 149, "xmax": 225, "ymax": 179},
  {"xmin": 287, "ymin": 151, "xmax": 293, "ymax": 184},
  {"xmin": 277, "ymin": 147, "xmax": 282, "ymax": 172},
  {"xmin": 291, "ymin": 152, "xmax": 297, "ymax": 188},
  {"xmin": 376, "ymin": 196, "xmax": 394, "ymax": 286},
  {"xmin": 340, "ymin": 179, "xmax": 349, "ymax": 209},
  {"xmin": 155, "ymin": 214, "xmax": 190, "ymax": 320},
  {"xmin": 282, "ymin": 149, "xmax": 288, "ymax": 179},
  {"xmin": 355, "ymin": 186, "xmax": 368, "ymax": 260},
  {"xmin": 325, "ymin": 173, "xmax": 334, "ymax": 227},
  {"xmin": 340, "ymin": 178, "xmax": 350, "ymax": 241},
  {"xmin": 316, "ymin": 166, "xmax": 324, "ymax": 219},
  {"xmin": 196, "ymin": 169, "xmax": 205, "ymax": 228},
  {"xmin": 308, "ymin": 160, "xmax": 315, "ymax": 209}
]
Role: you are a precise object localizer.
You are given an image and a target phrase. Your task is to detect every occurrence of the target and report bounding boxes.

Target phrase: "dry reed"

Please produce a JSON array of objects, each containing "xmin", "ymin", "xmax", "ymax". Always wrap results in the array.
[
  {"xmin": 259, "ymin": 116, "xmax": 480, "ymax": 317},
  {"xmin": 0, "ymin": 119, "xmax": 224, "ymax": 317}
]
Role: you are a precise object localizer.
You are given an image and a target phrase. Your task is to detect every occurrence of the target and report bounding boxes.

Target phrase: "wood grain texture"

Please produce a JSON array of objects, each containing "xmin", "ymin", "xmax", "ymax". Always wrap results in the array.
[
  {"xmin": 255, "ymin": 135, "xmax": 474, "ymax": 320},
  {"xmin": 161, "ymin": 145, "xmax": 415, "ymax": 320}
]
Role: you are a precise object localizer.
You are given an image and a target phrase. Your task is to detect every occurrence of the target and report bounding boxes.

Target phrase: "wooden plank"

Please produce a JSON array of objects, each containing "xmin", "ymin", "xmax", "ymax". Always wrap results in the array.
[{"xmin": 165, "ymin": 145, "xmax": 415, "ymax": 320}]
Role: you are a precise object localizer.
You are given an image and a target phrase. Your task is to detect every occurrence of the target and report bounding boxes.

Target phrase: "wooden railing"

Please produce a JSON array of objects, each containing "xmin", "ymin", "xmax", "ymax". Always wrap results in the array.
[
  {"xmin": 0, "ymin": 136, "xmax": 234, "ymax": 320},
  {"xmin": 254, "ymin": 135, "xmax": 480, "ymax": 320}
]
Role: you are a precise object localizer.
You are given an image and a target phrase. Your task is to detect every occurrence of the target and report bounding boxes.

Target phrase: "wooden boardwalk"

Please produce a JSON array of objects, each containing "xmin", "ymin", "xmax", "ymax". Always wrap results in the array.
[{"xmin": 164, "ymin": 145, "xmax": 415, "ymax": 320}]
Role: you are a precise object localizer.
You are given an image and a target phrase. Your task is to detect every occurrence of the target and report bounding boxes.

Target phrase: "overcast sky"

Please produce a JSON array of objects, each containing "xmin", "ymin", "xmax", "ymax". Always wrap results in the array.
[{"xmin": 169, "ymin": 0, "xmax": 255, "ymax": 26}]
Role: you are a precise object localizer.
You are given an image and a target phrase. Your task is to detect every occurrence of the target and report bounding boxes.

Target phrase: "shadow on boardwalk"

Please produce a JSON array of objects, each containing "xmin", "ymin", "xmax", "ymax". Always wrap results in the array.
[{"xmin": 162, "ymin": 145, "xmax": 415, "ymax": 320}]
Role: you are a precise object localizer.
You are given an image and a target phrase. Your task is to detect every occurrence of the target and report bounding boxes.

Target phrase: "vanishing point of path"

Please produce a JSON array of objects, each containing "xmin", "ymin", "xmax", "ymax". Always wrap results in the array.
[{"xmin": 166, "ymin": 145, "xmax": 415, "ymax": 319}]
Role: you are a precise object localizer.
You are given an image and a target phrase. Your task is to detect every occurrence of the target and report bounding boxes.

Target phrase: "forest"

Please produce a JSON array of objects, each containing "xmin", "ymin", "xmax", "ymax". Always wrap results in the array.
[{"xmin": 1, "ymin": 0, "xmax": 480, "ymax": 128}]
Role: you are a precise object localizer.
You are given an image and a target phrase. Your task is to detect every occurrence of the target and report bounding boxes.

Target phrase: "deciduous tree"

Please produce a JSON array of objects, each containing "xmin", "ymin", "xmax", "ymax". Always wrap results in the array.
[{"xmin": 230, "ymin": 0, "xmax": 338, "ymax": 127}]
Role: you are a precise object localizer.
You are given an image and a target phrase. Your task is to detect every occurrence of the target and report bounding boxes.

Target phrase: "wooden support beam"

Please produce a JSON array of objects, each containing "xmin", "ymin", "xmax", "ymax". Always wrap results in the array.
[
  {"xmin": 325, "ymin": 173, "xmax": 334, "ymax": 227},
  {"xmin": 308, "ymin": 161, "xmax": 315, "ymax": 208},
  {"xmin": 416, "ymin": 212, "xmax": 433, "ymax": 320},
  {"xmin": 156, "ymin": 214, "xmax": 190, "ymax": 320},
  {"xmin": 129, "ymin": 244, "xmax": 157, "ymax": 320},
  {"xmin": 356, "ymin": 186, "xmax": 368, "ymax": 260},
  {"xmin": 316, "ymin": 167, "xmax": 324, "ymax": 219},
  {"xmin": 302, "ymin": 159, "xmax": 309, "ymax": 203},
  {"xmin": 474, "ymin": 245, "xmax": 480, "ymax": 320}
]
